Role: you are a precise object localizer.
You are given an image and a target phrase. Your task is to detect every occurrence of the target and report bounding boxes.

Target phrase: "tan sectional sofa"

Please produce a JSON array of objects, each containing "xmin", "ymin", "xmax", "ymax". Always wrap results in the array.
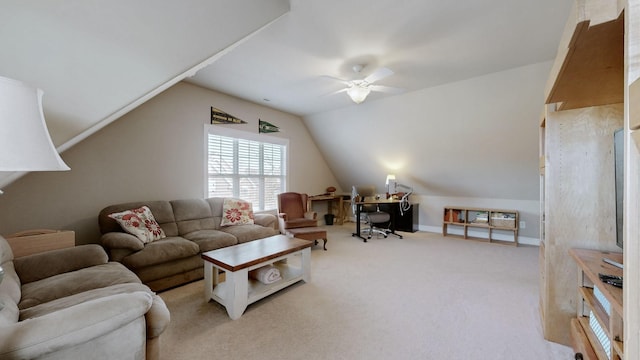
[
  {"xmin": 98, "ymin": 198, "xmax": 278, "ymax": 292},
  {"xmin": 0, "ymin": 235, "xmax": 169, "ymax": 360}
]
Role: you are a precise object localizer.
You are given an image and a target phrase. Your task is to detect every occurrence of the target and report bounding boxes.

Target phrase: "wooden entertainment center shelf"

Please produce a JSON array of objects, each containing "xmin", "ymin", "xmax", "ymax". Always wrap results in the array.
[
  {"xmin": 442, "ymin": 206, "xmax": 518, "ymax": 246},
  {"xmin": 569, "ymin": 248, "xmax": 623, "ymax": 360}
]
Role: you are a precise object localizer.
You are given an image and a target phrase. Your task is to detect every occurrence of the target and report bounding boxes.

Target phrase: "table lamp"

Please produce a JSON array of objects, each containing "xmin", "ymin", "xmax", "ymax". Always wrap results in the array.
[
  {"xmin": 0, "ymin": 75, "xmax": 70, "ymax": 310},
  {"xmin": 385, "ymin": 174, "xmax": 397, "ymax": 195}
]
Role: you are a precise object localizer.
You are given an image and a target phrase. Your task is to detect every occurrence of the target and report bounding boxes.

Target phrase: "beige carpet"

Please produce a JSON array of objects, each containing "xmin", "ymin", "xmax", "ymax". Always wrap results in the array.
[{"xmin": 158, "ymin": 225, "xmax": 573, "ymax": 359}]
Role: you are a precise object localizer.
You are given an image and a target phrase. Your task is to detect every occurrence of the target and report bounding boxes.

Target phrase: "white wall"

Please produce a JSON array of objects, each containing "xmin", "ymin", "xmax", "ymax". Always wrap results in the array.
[
  {"xmin": 0, "ymin": 82, "xmax": 339, "ymax": 244},
  {"xmin": 304, "ymin": 61, "xmax": 551, "ymax": 240}
]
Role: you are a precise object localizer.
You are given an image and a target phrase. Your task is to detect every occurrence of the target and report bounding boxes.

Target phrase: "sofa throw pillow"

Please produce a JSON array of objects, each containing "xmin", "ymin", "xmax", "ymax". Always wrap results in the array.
[
  {"xmin": 220, "ymin": 198, "xmax": 255, "ymax": 226},
  {"xmin": 108, "ymin": 206, "xmax": 166, "ymax": 243}
]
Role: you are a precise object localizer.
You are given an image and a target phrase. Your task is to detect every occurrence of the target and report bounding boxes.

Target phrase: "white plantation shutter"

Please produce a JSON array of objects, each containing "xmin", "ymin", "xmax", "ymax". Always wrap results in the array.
[{"xmin": 206, "ymin": 127, "xmax": 287, "ymax": 211}]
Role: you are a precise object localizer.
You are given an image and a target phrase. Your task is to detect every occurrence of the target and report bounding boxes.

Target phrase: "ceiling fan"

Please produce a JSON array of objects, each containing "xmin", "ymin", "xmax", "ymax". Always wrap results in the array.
[{"xmin": 327, "ymin": 64, "xmax": 403, "ymax": 104}]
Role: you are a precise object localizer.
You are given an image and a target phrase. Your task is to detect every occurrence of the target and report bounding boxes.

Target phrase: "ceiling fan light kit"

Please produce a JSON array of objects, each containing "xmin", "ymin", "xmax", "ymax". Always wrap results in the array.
[
  {"xmin": 347, "ymin": 83, "xmax": 371, "ymax": 104},
  {"xmin": 329, "ymin": 64, "xmax": 400, "ymax": 104}
]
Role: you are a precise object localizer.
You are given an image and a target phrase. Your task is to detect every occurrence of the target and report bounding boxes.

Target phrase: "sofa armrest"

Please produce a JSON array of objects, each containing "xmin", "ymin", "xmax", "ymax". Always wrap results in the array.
[
  {"xmin": 14, "ymin": 245, "xmax": 108, "ymax": 284},
  {"xmin": 101, "ymin": 232, "xmax": 144, "ymax": 251},
  {"xmin": 0, "ymin": 291, "xmax": 152, "ymax": 360},
  {"xmin": 254, "ymin": 213, "xmax": 277, "ymax": 229},
  {"xmin": 146, "ymin": 294, "xmax": 170, "ymax": 339}
]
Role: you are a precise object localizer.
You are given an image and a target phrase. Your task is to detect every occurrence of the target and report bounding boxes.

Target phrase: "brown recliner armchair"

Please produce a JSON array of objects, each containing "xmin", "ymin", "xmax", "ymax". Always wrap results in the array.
[{"xmin": 277, "ymin": 192, "xmax": 318, "ymax": 232}]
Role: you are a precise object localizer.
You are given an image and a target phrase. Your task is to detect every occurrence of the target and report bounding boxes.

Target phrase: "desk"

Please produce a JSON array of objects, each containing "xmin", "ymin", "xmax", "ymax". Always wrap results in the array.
[
  {"xmin": 351, "ymin": 199, "xmax": 404, "ymax": 242},
  {"xmin": 307, "ymin": 194, "xmax": 348, "ymax": 225}
]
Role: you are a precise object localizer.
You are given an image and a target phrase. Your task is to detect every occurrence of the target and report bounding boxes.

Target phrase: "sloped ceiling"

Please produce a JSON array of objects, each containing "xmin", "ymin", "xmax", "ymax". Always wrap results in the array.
[
  {"xmin": 0, "ymin": 0, "xmax": 289, "ymax": 147},
  {"xmin": 0, "ymin": 0, "xmax": 573, "ymax": 199},
  {"xmin": 187, "ymin": 0, "xmax": 573, "ymax": 116}
]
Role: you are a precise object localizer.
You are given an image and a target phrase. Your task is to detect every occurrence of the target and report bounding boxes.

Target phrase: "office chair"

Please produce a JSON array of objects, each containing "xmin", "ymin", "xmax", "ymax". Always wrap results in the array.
[{"xmin": 352, "ymin": 185, "xmax": 391, "ymax": 239}]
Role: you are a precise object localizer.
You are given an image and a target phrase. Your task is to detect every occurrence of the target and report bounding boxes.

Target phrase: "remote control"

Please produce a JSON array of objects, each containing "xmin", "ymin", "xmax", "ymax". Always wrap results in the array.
[
  {"xmin": 603, "ymin": 257, "xmax": 624, "ymax": 269},
  {"xmin": 599, "ymin": 273, "xmax": 623, "ymax": 281}
]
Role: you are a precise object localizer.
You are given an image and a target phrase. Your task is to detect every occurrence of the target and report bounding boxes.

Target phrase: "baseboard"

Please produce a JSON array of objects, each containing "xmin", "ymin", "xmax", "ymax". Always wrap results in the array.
[{"xmin": 419, "ymin": 225, "xmax": 540, "ymax": 246}]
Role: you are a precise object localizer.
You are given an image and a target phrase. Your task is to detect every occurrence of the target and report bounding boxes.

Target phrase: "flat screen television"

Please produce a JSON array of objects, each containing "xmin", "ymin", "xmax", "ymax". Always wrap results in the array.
[{"xmin": 614, "ymin": 128, "xmax": 624, "ymax": 249}]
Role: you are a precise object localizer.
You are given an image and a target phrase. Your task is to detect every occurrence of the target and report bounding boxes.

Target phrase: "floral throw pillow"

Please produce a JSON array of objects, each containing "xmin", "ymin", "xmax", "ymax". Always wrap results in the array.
[
  {"xmin": 108, "ymin": 206, "xmax": 166, "ymax": 244},
  {"xmin": 220, "ymin": 198, "xmax": 255, "ymax": 226}
]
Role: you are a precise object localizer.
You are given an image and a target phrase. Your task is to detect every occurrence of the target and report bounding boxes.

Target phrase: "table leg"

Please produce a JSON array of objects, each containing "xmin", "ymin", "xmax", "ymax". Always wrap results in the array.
[
  {"xmin": 204, "ymin": 261, "xmax": 213, "ymax": 301},
  {"xmin": 301, "ymin": 247, "xmax": 311, "ymax": 282},
  {"xmin": 225, "ymin": 269, "xmax": 249, "ymax": 320},
  {"xmin": 351, "ymin": 203, "xmax": 367, "ymax": 242},
  {"xmin": 337, "ymin": 197, "xmax": 344, "ymax": 224}
]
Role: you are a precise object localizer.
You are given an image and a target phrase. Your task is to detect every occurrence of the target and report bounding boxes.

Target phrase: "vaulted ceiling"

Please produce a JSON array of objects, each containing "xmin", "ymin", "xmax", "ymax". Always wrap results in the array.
[
  {"xmin": 1, "ymin": 0, "xmax": 572, "ymax": 189},
  {"xmin": 188, "ymin": 0, "xmax": 573, "ymax": 116}
]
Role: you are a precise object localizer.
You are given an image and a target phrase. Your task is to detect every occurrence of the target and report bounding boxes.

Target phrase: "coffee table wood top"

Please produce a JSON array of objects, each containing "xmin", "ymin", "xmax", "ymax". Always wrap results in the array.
[{"xmin": 201, "ymin": 235, "xmax": 312, "ymax": 272}]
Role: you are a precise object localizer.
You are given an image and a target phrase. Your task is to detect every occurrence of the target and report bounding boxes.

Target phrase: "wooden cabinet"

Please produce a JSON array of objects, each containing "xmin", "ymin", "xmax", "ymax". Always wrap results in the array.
[
  {"xmin": 570, "ymin": 248, "xmax": 623, "ymax": 360},
  {"xmin": 539, "ymin": 0, "xmax": 624, "ymax": 346},
  {"xmin": 442, "ymin": 206, "xmax": 518, "ymax": 245},
  {"xmin": 5, "ymin": 229, "xmax": 75, "ymax": 258},
  {"xmin": 380, "ymin": 203, "xmax": 419, "ymax": 233}
]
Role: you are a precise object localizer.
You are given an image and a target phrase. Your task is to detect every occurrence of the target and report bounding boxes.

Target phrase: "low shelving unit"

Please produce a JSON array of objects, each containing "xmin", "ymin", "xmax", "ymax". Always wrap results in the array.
[
  {"xmin": 442, "ymin": 206, "xmax": 519, "ymax": 246},
  {"xmin": 569, "ymin": 248, "xmax": 623, "ymax": 360}
]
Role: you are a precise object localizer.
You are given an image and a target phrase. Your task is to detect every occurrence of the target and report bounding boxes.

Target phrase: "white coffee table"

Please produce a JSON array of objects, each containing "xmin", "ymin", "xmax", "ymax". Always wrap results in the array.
[{"xmin": 201, "ymin": 235, "xmax": 312, "ymax": 319}]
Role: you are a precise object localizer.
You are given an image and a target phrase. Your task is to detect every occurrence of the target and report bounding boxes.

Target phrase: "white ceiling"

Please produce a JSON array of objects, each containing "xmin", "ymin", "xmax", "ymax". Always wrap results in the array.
[
  {"xmin": 1, "ymin": 0, "xmax": 573, "ymax": 143},
  {"xmin": 186, "ymin": 0, "xmax": 573, "ymax": 116},
  {"xmin": 0, "ymin": 0, "xmax": 290, "ymax": 148},
  {"xmin": 0, "ymin": 0, "xmax": 573, "ymax": 190}
]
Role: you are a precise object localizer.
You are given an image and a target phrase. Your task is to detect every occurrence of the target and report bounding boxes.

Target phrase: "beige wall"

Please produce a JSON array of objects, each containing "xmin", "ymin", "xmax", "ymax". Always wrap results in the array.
[{"xmin": 0, "ymin": 82, "xmax": 339, "ymax": 245}]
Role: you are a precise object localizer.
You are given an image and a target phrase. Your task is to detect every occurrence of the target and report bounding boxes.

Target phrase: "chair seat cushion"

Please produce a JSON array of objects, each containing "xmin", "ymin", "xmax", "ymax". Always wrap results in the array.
[{"xmin": 367, "ymin": 212, "xmax": 390, "ymax": 224}]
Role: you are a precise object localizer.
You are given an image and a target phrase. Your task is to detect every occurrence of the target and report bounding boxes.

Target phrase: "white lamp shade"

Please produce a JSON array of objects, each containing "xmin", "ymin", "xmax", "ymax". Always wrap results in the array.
[
  {"xmin": 347, "ymin": 85, "xmax": 371, "ymax": 104},
  {"xmin": 0, "ymin": 76, "xmax": 69, "ymax": 171},
  {"xmin": 385, "ymin": 174, "xmax": 396, "ymax": 185}
]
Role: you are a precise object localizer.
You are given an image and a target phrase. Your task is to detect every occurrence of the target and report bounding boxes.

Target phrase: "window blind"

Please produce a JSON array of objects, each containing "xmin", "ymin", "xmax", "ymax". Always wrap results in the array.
[{"xmin": 207, "ymin": 132, "xmax": 286, "ymax": 211}]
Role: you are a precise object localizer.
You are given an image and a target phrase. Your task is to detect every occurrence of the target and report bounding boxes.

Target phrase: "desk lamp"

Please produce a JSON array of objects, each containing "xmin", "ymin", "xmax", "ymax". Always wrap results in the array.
[
  {"xmin": 0, "ymin": 75, "xmax": 70, "ymax": 310},
  {"xmin": 385, "ymin": 174, "xmax": 397, "ymax": 196}
]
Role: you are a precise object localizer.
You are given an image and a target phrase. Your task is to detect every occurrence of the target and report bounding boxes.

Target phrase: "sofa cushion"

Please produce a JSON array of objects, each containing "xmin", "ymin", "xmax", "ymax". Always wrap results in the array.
[
  {"xmin": 220, "ymin": 224, "xmax": 278, "ymax": 243},
  {"xmin": 220, "ymin": 198, "xmax": 254, "ymax": 226},
  {"xmin": 0, "ymin": 235, "xmax": 13, "ymax": 264},
  {"xmin": 0, "ymin": 262, "xmax": 20, "ymax": 326},
  {"xmin": 0, "ymin": 261, "xmax": 20, "ymax": 306},
  {"xmin": 182, "ymin": 230, "xmax": 238, "ymax": 252},
  {"xmin": 0, "ymin": 292, "xmax": 152, "ymax": 360},
  {"xmin": 99, "ymin": 201, "xmax": 179, "ymax": 237},
  {"xmin": 15, "ymin": 245, "xmax": 108, "ymax": 284},
  {"xmin": 19, "ymin": 262, "xmax": 141, "ymax": 310},
  {"xmin": 172, "ymin": 199, "xmax": 218, "ymax": 235},
  {"xmin": 134, "ymin": 256, "xmax": 203, "ymax": 284},
  {"xmin": 0, "ymin": 295, "xmax": 19, "ymax": 326},
  {"xmin": 108, "ymin": 206, "xmax": 166, "ymax": 244},
  {"xmin": 122, "ymin": 237, "xmax": 199, "ymax": 269}
]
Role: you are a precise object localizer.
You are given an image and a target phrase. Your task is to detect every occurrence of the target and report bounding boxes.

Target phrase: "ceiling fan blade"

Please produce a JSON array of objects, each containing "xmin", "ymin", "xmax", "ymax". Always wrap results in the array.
[
  {"xmin": 320, "ymin": 75, "xmax": 350, "ymax": 86},
  {"xmin": 364, "ymin": 67, "xmax": 393, "ymax": 84},
  {"xmin": 370, "ymin": 85, "xmax": 405, "ymax": 94},
  {"xmin": 320, "ymin": 88, "xmax": 348, "ymax": 97}
]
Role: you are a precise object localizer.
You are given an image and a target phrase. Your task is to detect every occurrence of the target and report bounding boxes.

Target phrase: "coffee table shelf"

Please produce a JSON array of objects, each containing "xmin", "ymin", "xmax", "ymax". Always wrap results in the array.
[
  {"xmin": 202, "ymin": 235, "xmax": 312, "ymax": 319},
  {"xmin": 210, "ymin": 259, "xmax": 305, "ymax": 309}
]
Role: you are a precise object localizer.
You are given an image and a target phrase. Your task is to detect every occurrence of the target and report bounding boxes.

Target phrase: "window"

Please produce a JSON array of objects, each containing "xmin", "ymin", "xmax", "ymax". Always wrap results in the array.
[{"xmin": 206, "ymin": 126, "xmax": 287, "ymax": 211}]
